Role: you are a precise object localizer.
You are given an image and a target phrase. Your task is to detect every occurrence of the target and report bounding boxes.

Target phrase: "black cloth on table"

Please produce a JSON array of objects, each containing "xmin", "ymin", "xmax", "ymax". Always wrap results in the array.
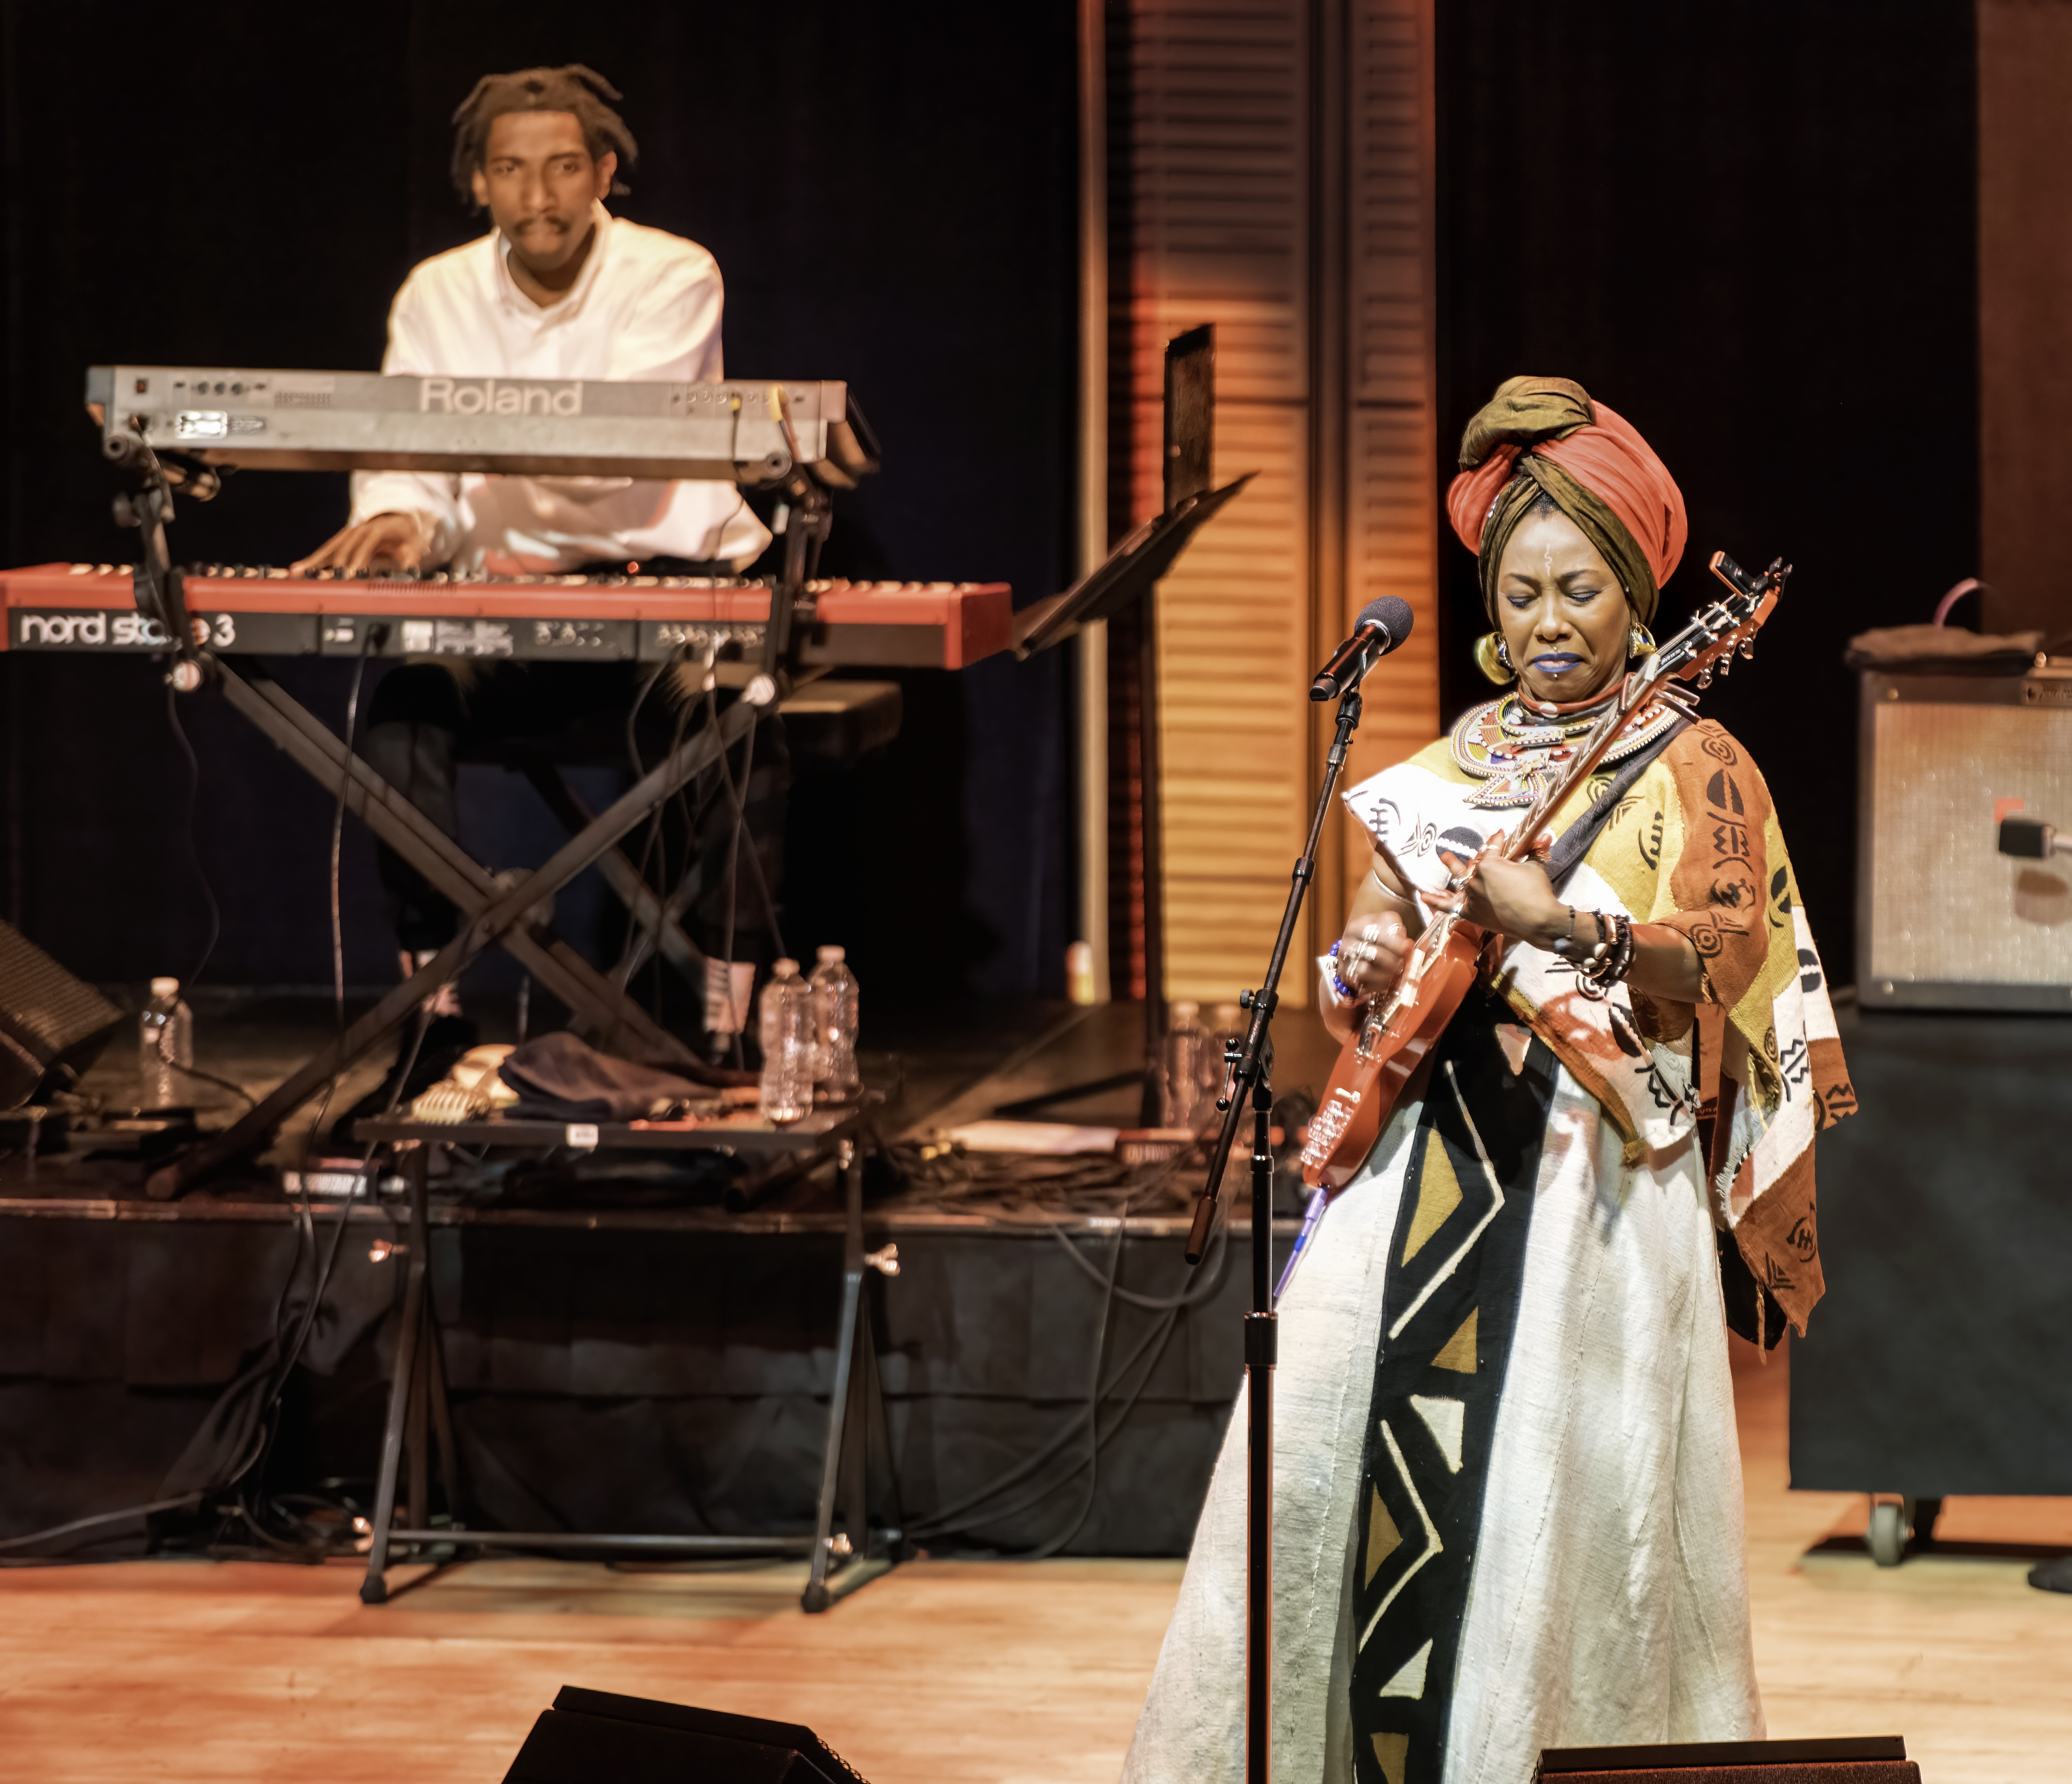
[{"xmin": 498, "ymin": 1030, "xmax": 730, "ymax": 1118}]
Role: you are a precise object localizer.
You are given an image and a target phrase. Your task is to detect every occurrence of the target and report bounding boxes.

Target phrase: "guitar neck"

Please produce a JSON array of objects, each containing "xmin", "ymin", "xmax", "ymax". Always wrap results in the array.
[{"xmin": 1494, "ymin": 682, "xmax": 1650, "ymax": 861}]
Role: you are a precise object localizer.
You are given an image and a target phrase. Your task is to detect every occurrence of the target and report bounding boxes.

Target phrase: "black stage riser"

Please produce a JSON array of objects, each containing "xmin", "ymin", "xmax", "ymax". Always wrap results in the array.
[{"xmin": 1, "ymin": 1216, "xmax": 1250, "ymax": 1558}]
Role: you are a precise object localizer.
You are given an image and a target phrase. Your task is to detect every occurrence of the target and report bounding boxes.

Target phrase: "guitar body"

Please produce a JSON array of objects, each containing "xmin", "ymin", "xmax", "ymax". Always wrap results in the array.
[{"xmin": 1300, "ymin": 921, "xmax": 1485, "ymax": 1192}]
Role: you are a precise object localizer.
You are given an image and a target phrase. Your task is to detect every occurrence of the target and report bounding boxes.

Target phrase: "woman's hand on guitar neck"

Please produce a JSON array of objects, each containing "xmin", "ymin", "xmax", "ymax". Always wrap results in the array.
[
  {"xmin": 1427, "ymin": 835, "xmax": 1568, "ymax": 949},
  {"xmin": 1430, "ymin": 833, "xmax": 1707, "ymax": 1003}
]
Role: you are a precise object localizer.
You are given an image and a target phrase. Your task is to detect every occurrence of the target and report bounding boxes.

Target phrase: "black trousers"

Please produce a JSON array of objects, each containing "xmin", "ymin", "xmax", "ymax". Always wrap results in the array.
[{"xmin": 362, "ymin": 659, "xmax": 788, "ymax": 965}]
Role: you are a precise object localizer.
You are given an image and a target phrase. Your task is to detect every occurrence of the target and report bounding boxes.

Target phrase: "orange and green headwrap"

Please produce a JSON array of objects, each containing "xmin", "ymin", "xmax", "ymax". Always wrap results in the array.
[{"xmin": 1445, "ymin": 376, "xmax": 1687, "ymax": 626}]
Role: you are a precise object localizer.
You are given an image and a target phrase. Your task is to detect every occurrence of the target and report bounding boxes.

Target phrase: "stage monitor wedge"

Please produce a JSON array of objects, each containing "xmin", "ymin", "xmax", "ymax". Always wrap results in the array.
[
  {"xmin": 504, "ymin": 1686, "xmax": 868, "ymax": 1784},
  {"xmin": 1538, "ymin": 1733, "xmax": 1916, "ymax": 1783},
  {"xmin": 0, "ymin": 918, "xmax": 121, "ymax": 1110}
]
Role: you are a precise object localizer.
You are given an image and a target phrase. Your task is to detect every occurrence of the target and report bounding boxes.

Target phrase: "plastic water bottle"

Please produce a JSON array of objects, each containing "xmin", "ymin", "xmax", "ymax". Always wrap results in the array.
[
  {"xmin": 139, "ymin": 976, "xmax": 193, "ymax": 1109},
  {"xmin": 809, "ymin": 944, "xmax": 862, "ymax": 1102},
  {"xmin": 757, "ymin": 959, "xmax": 815, "ymax": 1125},
  {"xmin": 1161, "ymin": 1000, "xmax": 1209, "ymax": 1129}
]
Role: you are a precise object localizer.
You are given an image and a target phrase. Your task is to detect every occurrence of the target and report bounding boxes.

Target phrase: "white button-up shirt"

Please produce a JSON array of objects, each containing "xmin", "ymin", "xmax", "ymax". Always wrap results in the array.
[{"xmin": 349, "ymin": 203, "xmax": 772, "ymax": 572}]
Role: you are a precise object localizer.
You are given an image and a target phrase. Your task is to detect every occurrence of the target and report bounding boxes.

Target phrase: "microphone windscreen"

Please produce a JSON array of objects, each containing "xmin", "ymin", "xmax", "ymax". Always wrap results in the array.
[
  {"xmin": 1357, "ymin": 596, "xmax": 1414, "ymax": 645},
  {"xmin": 1999, "ymin": 815, "xmax": 2052, "ymax": 858}
]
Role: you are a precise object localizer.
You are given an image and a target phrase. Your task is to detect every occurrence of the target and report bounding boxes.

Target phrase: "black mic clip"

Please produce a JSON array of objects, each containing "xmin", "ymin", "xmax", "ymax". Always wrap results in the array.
[{"xmin": 1310, "ymin": 596, "xmax": 1414, "ymax": 702}]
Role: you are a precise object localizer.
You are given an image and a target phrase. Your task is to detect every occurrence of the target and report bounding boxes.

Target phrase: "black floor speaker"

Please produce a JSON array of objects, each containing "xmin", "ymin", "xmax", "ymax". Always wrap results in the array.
[
  {"xmin": 0, "ymin": 919, "xmax": 120, "ymax": 1109},
  {"xmin": 503, "ymin": 1687, "xmax": 869, "ymax": 1784},
  {"xmin": 1538, "ymin": 1735, "xmax": 1918, "ymax": 1782}
]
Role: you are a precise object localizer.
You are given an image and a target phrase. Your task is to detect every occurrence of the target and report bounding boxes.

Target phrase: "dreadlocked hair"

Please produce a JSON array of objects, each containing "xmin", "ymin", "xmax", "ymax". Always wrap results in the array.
[{"xmin": 449, "ymin": 64, "xmax": 638, "ymax": 205}]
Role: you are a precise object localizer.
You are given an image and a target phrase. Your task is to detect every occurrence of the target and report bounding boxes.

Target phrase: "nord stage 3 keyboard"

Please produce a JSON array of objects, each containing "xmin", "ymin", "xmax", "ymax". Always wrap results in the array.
[
  {"xmin": 0, "ymin": 565, "xmax": 1011, "ymax": 671},
  {"xmin": 87, "ymin": 367, "xmax": 879, "ymax": 488}
]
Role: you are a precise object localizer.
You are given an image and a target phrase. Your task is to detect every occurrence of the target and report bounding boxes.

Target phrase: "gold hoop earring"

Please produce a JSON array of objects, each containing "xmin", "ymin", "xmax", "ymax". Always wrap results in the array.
[
  {"xmin": 1474, "ymin": 631, "xmax": 1515, "ymax": 685},
  {"xmin": 1628, "ymin": 622, "xmax": 1657, "ymax": 659}
]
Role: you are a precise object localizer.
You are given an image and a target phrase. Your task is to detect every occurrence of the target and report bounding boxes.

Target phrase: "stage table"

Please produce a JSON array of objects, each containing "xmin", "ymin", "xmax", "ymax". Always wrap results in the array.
[{"xmin": 348, "ymin": 1109, "xmax": 886, "ymax": 1610}]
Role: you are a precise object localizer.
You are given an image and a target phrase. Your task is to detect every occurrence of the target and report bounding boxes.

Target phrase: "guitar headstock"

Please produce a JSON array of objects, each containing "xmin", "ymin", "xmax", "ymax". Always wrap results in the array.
[{"xmin": 1632, "ymin": 552, "xmax": 1790, "ymax": 700}]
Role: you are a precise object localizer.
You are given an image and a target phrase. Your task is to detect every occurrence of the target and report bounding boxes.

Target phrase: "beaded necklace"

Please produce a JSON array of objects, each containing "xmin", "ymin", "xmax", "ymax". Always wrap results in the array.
[{"xmin": 1449, "ymin": 686, "xmax": 1681, "ymax": 809}]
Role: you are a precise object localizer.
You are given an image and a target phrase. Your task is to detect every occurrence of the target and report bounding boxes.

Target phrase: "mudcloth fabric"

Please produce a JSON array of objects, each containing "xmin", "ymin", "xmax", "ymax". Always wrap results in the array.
[
  {"xmin": 1345, "ymin": 714, "xmax": 1851, "ymax": 1336},
  {"xmin": 1349, "ymin": 999, "xmax": 1556, "ymax": 1784}
]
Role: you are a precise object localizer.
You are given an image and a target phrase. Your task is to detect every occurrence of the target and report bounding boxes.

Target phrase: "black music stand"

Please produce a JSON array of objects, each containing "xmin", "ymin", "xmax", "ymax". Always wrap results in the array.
[{"xmin": 1011, "ymin": 325, "xmax": 1251, "ymax": 1122}]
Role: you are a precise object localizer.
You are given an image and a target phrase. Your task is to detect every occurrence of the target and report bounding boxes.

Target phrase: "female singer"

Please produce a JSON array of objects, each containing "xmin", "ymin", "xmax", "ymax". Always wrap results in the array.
[{"xmin": 1121, "ymin": 378, "xmax": 1852, "ymax": 1784}]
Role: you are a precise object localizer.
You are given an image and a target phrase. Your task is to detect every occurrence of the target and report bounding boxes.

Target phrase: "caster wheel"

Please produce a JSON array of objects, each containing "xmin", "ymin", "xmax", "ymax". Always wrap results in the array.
[{"xmin": 1867, "ymin": 1499, "xmax": 1907, "ymax": 1567}]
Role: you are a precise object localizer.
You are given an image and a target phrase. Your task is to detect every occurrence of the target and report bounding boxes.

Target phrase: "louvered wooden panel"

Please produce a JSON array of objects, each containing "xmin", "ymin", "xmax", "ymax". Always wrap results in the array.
[
  {"xmin": 1115, "ymin": 0, "xmax": 1435, "ymax": 1004},
  {"xmin": 1345, "ymin": 405, "xmax": 1438, "ymax": 785},
  {"xmin": 1337, "ymin": 0, "xmax": 1437, "ymax": 910},
  {"xmin": 1151, "ymin": 404, "xmax": 1310, "ymax": 906},
  {"xmin": 1126, "ymin": 3, "xmax": 1308, "ymax": 404},
  {"xmin": 1126, "ymin": 0, "xmax": 1313, "ymax": 1006}
]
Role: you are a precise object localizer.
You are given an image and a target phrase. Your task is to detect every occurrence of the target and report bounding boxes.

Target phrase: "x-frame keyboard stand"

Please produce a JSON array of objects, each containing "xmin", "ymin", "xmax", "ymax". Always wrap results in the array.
[
  {"xmin": 143, "ymin": 653, "xmax": 766, "ymax": 1197},
  {"xmin": 350, "ymin": 1120, "xmax": 904, "ymax": 1612},
  {"xmin": 106, "ymin": 426, "xmax": 820, "ymax": 1200}
]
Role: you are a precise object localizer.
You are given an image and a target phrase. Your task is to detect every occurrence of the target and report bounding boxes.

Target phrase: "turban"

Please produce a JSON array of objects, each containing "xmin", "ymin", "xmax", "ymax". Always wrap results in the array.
[{"xmin": 1445, "ymin": 376, "xmax": 1686, "ymax": 626}]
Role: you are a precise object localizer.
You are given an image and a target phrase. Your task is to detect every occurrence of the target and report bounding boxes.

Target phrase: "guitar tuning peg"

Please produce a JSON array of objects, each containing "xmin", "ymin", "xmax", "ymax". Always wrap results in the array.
[
  {"xmin": 1696, "ymin": 667, "xmax": 1714, "ymax": 690},
  {"xmin": 1718, "ymin": 653, "xmax": 1733, "ymax": 676},
  {"xmin": 1740, "ymin": 638, "xmax": 1755, "ymax": 659}
]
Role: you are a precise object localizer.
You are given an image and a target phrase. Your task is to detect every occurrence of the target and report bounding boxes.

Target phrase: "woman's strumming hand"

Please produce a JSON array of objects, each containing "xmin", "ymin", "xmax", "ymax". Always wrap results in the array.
[{"xmin": 1335, "ymin": 910, "xmax": 1415, "ymax": 999}]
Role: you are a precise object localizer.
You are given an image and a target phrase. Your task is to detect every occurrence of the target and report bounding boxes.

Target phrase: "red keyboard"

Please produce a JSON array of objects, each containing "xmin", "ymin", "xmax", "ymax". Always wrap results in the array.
[{"xmin": 0, "ymin": 564, "xmax": 1013, "ymax": 671}]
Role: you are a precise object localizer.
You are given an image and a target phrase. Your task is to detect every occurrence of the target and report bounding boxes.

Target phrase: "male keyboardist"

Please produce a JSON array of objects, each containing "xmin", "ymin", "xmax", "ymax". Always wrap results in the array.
[{"xmin": 294, "ymin": 64, "xmax": 779, "ymax": 1107}]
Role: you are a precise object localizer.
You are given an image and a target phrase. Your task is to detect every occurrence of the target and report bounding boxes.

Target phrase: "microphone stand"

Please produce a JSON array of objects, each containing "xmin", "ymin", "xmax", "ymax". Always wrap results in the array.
[{"xmin": 1184, "ymin": 667, "xmax": 1369, "ymax": 1784}]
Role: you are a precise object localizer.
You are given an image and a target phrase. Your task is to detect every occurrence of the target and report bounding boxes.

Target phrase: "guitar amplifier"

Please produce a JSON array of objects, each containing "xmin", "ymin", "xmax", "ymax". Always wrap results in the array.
[{"xmin": 1858, "ymin": 663, "xmax": 2072, "ymax": 1009}]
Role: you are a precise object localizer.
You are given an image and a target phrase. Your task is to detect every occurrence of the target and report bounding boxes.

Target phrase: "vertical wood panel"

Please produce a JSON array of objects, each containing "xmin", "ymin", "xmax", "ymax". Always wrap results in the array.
[
  {"xmin": 1979, "ymin": 0, "xmax": 2072, "ymax": 636},
  {"xmin": 1126, "ymin": 0, "xmax": 1313, "ymax": 1007},
  {"xmin": 1119, "ymin": 0, "xmax": 1435, "ymax": 1007},
  {"xmin": 1336, "ymin": 0, "xmax": 1438, "ymax": 917}
]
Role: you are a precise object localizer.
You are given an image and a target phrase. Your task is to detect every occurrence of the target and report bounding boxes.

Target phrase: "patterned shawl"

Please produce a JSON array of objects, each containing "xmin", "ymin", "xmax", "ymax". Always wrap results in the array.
[{"xmin": 1342, "ymin": 713, "xmax": 1854, "ymax": 1333}]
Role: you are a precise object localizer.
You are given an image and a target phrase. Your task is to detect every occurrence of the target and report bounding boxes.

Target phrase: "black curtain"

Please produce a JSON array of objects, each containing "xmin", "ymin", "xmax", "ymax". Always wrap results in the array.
[
  {"xmin": 1437, "ymin": 1, "xmax": 1979, "ymax": 978},
  {"xmin": 0, "ymin": 1, "xmax": 1077, "ymax": 1002}
]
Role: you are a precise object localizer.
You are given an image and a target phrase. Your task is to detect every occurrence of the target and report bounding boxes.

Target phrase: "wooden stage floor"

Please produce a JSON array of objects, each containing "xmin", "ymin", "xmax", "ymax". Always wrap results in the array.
[{"xmin": 2, "ymin": 1340, "xmax": 2068, "ymax": 1784}]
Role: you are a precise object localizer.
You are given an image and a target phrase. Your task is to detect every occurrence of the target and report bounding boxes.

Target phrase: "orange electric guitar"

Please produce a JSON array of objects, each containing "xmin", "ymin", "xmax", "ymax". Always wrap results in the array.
[{"xmin": 1298, "ymin": 550, "xmax": 1790, "ymax": 1193}]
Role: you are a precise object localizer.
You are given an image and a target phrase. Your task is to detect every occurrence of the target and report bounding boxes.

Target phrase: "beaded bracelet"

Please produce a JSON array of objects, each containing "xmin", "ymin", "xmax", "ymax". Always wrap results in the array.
[
  {"xmin": 1576, "ymin": 912, "xmax": 1635, "ymax": 992},
  {"xmin": 1325, "ymin": 940, "xmax": 1360, "ymax": 1001}
]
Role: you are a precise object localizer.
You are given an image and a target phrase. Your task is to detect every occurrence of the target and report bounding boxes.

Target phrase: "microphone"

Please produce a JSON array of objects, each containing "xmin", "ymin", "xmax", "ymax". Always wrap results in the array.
[
  {"xmin": 2000, "ymin": 814, "xmax": 2071, "ymax": 858},
  {"xmin": 1310, "ymin": 596, "xmax": 1413, "ymax": 701}
]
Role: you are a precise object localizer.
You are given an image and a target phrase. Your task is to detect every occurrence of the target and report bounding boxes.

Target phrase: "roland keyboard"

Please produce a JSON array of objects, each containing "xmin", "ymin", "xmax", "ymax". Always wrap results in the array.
[
  {"xmin": 0, "ymin": 564, "xmax": 1011, "ymax": 671},
  {"xmin": 87, "ymin": 366, "xmax": 879, "ymax": 488}
]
